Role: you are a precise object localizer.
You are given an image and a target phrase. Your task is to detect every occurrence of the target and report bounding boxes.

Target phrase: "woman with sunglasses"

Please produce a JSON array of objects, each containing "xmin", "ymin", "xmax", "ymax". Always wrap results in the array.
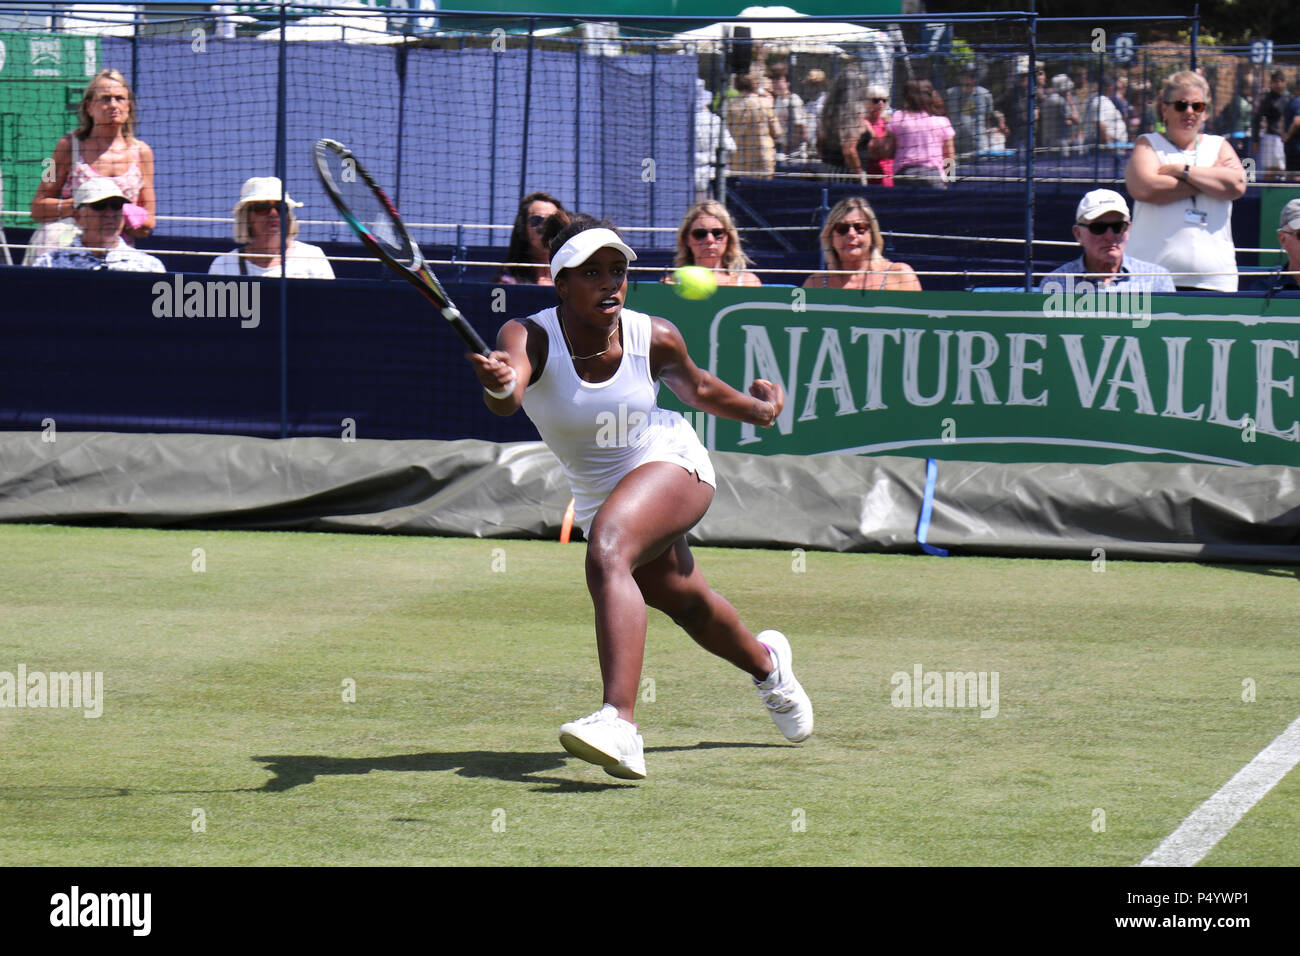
[
  {"xmin": 495, "ymin": 192, "xmax": 569, "ymax": 285},
  {"xmin": 863, "ymin": 86, "xmax": 895, "ymax": 187},
  {"xmin": 466, "ymin": 214, "xmax": 812, "ymax": 780},
  {"xmin": 209, "ymin": 177, "xmax": 334, "ymax": 278},
  {"xmin": 1125, "ymin": 70, "xmax": 1247, "ymax": 291},
  {"xmin": 802, "ymin": 197, "xmax": 921, "ymax": 291},
  {"xmin": 666, "ymin": 201, "xmax": 761, "ymax": 287}
]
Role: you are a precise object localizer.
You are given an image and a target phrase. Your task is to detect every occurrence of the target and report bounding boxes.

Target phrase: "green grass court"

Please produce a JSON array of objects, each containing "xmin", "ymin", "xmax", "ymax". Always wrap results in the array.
[{"xmin": 1, "ymin": 523, "xmax": 1296, "ymax": 866}]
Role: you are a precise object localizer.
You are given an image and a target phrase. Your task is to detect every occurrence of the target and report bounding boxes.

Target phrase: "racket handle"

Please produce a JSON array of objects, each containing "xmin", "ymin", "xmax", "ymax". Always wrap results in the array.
[{"xmin": 443, "ymin": 305, "xmax": 491, "ymax": 356}]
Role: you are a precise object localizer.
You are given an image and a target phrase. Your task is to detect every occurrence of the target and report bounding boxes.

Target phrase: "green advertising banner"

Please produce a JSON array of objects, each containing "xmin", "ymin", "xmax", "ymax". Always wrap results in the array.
[{"xmin": 624, "ymin": 284, "xmax": 1300, "ymax": 467}]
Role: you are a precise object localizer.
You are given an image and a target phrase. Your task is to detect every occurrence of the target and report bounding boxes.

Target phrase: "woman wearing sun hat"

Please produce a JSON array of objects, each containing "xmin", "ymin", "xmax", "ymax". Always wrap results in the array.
[
  {"xmin": 208, "ymin": 177, "xmax": 334, "ymax": 278},
  {"xmin": 465, "ymin": 214, "xmax": 813, "ymax": 780}
]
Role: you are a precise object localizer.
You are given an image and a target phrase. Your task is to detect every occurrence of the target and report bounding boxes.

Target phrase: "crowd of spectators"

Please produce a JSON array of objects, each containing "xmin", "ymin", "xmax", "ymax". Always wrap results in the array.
[{"xmin": 14, "ymin": 60, "xmax": 1297, "ymax": 295}]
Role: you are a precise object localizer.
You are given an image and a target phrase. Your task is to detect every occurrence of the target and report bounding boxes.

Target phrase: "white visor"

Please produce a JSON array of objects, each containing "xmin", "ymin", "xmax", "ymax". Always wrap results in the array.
[{"xmin": 550, "ymin": 227, "xmax": 637, "ymax": 275}]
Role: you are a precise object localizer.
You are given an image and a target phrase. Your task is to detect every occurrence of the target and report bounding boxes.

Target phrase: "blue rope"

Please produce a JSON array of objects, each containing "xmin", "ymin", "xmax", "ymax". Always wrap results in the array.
[{"xmin": 916, "ymin": 457, "xmax": 950, "ymax": 557}]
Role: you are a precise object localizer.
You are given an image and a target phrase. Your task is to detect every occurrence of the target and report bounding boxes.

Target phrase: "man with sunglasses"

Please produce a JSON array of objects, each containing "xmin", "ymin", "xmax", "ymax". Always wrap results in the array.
[
  {"xmin": 1041, "ymin": 189, "xmax": 1174, "ymax": 293},
  {"xmin": 29, "ymin": 178, "xmax": 164, "ymax": 272},
  {"xmin": 1249, "ymin": 199, "xmax": 1300, "ymax": 294}
]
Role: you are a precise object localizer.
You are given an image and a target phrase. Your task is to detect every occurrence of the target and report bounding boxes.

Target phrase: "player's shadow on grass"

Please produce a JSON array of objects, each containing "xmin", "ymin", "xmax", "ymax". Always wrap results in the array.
[
  {"xmin": 1204, "ymin": 562, "xmax": 1300, "ymax": 582},
  {"xmin": 250, "ymin": 742, "xmax": 785, "ymax": 794}
]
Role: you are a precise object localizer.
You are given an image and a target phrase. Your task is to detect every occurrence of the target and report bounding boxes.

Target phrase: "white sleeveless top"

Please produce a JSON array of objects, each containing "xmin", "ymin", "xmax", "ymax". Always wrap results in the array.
[
  {"xmin": 1127, "ymin": 132, "xmax": 1237, "ymax": 292},
  {"xmin": 522, "ymin": 306, "xmax": 715, "ymax": 535}
]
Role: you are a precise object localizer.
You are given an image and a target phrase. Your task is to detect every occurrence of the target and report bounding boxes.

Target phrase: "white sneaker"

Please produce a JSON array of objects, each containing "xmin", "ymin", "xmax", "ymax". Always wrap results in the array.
[
  {"xmin": 753, "ymin": 630, "xmax": 814, "ymax": 742},
  {"xmin": 559, "ymin": 704, "xmax": 647, "ymax": 780}
]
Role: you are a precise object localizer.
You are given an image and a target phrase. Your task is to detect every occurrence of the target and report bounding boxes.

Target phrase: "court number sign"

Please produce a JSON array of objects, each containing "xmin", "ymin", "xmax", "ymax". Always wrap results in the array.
[{"xmin": 1112, "ymin": 34, "xmax": 1137, "ymax": 65}]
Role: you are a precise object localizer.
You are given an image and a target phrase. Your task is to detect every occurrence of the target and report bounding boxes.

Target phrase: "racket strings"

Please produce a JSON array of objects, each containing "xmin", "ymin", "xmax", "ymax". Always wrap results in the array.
[{"xmin": 316, "ymin": 143, "xmax": 411, "ymax": 265}]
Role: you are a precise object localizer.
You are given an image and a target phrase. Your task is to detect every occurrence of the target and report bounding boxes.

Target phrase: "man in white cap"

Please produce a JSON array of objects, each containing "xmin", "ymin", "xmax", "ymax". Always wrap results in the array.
[
  {"xmin": 29, "ymin": 178, "xmax": 164, "ymax": 272},
  {"xmin": 1042, "ymin": 188, "xmax": 1175, "ymax": 292},
  {"xmin": 1251, "ymin": 198, "xmax": 1300, "ymax": 293},
  {"xmin": 208, "ymin": 176, "xmax": 334, "ymax": 278}
]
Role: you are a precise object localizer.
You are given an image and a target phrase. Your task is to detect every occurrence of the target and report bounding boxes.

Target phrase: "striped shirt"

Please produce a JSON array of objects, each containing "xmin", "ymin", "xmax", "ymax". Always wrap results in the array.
[
  {"xmin": 1042, "ymin": 254, "xmax": 1176, "ymax": 293},
  {"xmin": 31, "ymin": 238, "xmax": 164, "ymax": 273}
]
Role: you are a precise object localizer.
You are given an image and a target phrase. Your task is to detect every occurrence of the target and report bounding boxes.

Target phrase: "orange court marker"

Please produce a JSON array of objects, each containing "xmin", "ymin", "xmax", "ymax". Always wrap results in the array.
[{"xmin": 559, "ymin": 497, "xmax": 576, "ymax": 543}]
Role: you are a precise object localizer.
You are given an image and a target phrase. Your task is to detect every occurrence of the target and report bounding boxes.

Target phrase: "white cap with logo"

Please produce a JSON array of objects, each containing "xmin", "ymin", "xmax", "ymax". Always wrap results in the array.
[{"xmin": 1076, "ymin": 189, "xmax": 1131, "ymax": 224}]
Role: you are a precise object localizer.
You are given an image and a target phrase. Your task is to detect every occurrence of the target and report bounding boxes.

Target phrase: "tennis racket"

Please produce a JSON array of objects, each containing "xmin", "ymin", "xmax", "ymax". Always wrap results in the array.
[{"xmin": 312, "ymin": 138, "xmax": 490, "ymax": 356}]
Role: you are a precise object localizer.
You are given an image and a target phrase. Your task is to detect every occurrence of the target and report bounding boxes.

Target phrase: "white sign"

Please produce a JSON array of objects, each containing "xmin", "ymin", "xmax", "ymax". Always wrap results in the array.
[
  {"xmin": 1250, "ymin": 40, "xmax": 1274, "ymax": 66},
  {"xmin": 30, "ymin": 37, "xmax": 60, "ymax": 77},
  {"xmin": 1113, "ymin": 33, "xmax": 1137, "ymax": 64}
]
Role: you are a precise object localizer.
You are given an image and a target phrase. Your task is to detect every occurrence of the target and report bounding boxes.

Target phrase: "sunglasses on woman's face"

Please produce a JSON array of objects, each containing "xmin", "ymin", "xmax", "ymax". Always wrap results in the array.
[
  {"xmin": 247, "ymin": 202, "xmax": 279, "ymax": 214},
  {"xmin": 690, "ymin": 228, "xmax": 726, "ymax": 241},
  {"xmin": 528, "ymin": 215, "xmax": 548, "ymax": 230},
  {"xmin": 871, "ymin": 97, "xmax": 887, "ymax": 104},
  {"xmin": 1166, "ymin": 100, "xmax": 1206, "ymax": 113},
  {"xmin": 834, "ymin": 221, "xmax": 871, "ymax": 236},
  {"xmin": 1082, "ymin": 220, "xmax": 1128, "ymax": 235},
  {"xmin": 87, "ymin": 198, "xmax": 126, "ymax": 212}
]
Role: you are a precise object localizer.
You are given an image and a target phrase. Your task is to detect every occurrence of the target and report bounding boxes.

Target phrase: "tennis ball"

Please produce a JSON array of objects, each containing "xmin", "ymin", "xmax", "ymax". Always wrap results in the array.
[{"xmin": 673, "ymin": 266, "xmax": 718, "ymax": 301}]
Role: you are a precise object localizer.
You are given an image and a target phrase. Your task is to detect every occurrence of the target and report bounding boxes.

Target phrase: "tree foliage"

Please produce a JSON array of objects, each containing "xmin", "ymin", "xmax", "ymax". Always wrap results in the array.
[{"xmin": 924, "ymin": 1, "xmax": 1300, "ymax": 45}]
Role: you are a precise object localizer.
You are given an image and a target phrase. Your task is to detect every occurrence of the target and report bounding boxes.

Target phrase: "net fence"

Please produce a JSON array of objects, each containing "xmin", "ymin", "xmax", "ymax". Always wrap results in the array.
[{"xmin": 0, "ymin": 4, "xmax": 1296, "ymax": 283}]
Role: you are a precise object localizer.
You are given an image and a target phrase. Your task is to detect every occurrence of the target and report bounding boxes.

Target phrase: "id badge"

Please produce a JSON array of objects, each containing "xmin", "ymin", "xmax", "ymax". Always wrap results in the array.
[{"xmin": 1184, "ymin": 207, "xmax": 1208, "ymax": 226}]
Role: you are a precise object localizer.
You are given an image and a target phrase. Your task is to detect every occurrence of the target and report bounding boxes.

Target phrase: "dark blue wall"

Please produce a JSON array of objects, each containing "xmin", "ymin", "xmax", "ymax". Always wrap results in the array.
[{"xmin": 0, "ymin": 267, "xmax": 564, "ymax": 440}]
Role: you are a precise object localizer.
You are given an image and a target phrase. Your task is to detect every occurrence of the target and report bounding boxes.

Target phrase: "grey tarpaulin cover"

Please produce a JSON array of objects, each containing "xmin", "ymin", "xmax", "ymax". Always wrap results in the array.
[{"xmin": 0, "ymin": 433, "xmax": 1297, "ymax": 563}]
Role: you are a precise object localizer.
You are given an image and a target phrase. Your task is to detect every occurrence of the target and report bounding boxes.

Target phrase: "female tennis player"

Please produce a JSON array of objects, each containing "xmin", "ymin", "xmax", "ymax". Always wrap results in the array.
[{"xmin": 467, "ymin": 215, "xmax": 812, "ymax": 780}]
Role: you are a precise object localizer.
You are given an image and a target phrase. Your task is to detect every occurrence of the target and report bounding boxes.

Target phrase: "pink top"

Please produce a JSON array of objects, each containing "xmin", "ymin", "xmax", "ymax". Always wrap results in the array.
[
  {"xmin": 866, "ymin": 115, "xmax": 894, "ymax": 187},
  {"xmin": 889, "ymin": 111, "xmax": 953, "ymax": 171},
  {"xmin": 60, "ymin": 136, "xmax": 145, "ymax": 204}
]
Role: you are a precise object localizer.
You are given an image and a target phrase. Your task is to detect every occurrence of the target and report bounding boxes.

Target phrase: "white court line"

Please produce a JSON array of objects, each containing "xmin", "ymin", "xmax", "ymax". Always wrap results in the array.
[{"xmin": 1139, "ymin": 713, "xmax": 1300, "ymax": 867}]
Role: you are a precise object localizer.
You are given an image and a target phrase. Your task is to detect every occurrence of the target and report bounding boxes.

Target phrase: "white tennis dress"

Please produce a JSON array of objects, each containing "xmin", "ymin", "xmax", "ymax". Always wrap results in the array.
[{"xmin": 522, "ymin": 306, "xmax": 716, "ymax": 536}]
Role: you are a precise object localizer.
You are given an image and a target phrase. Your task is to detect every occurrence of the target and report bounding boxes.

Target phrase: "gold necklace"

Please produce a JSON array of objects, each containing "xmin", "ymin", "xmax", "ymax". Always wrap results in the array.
[{"xmin": 559, "ymin": 308, "xmax": 620, "ymax": 360}]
